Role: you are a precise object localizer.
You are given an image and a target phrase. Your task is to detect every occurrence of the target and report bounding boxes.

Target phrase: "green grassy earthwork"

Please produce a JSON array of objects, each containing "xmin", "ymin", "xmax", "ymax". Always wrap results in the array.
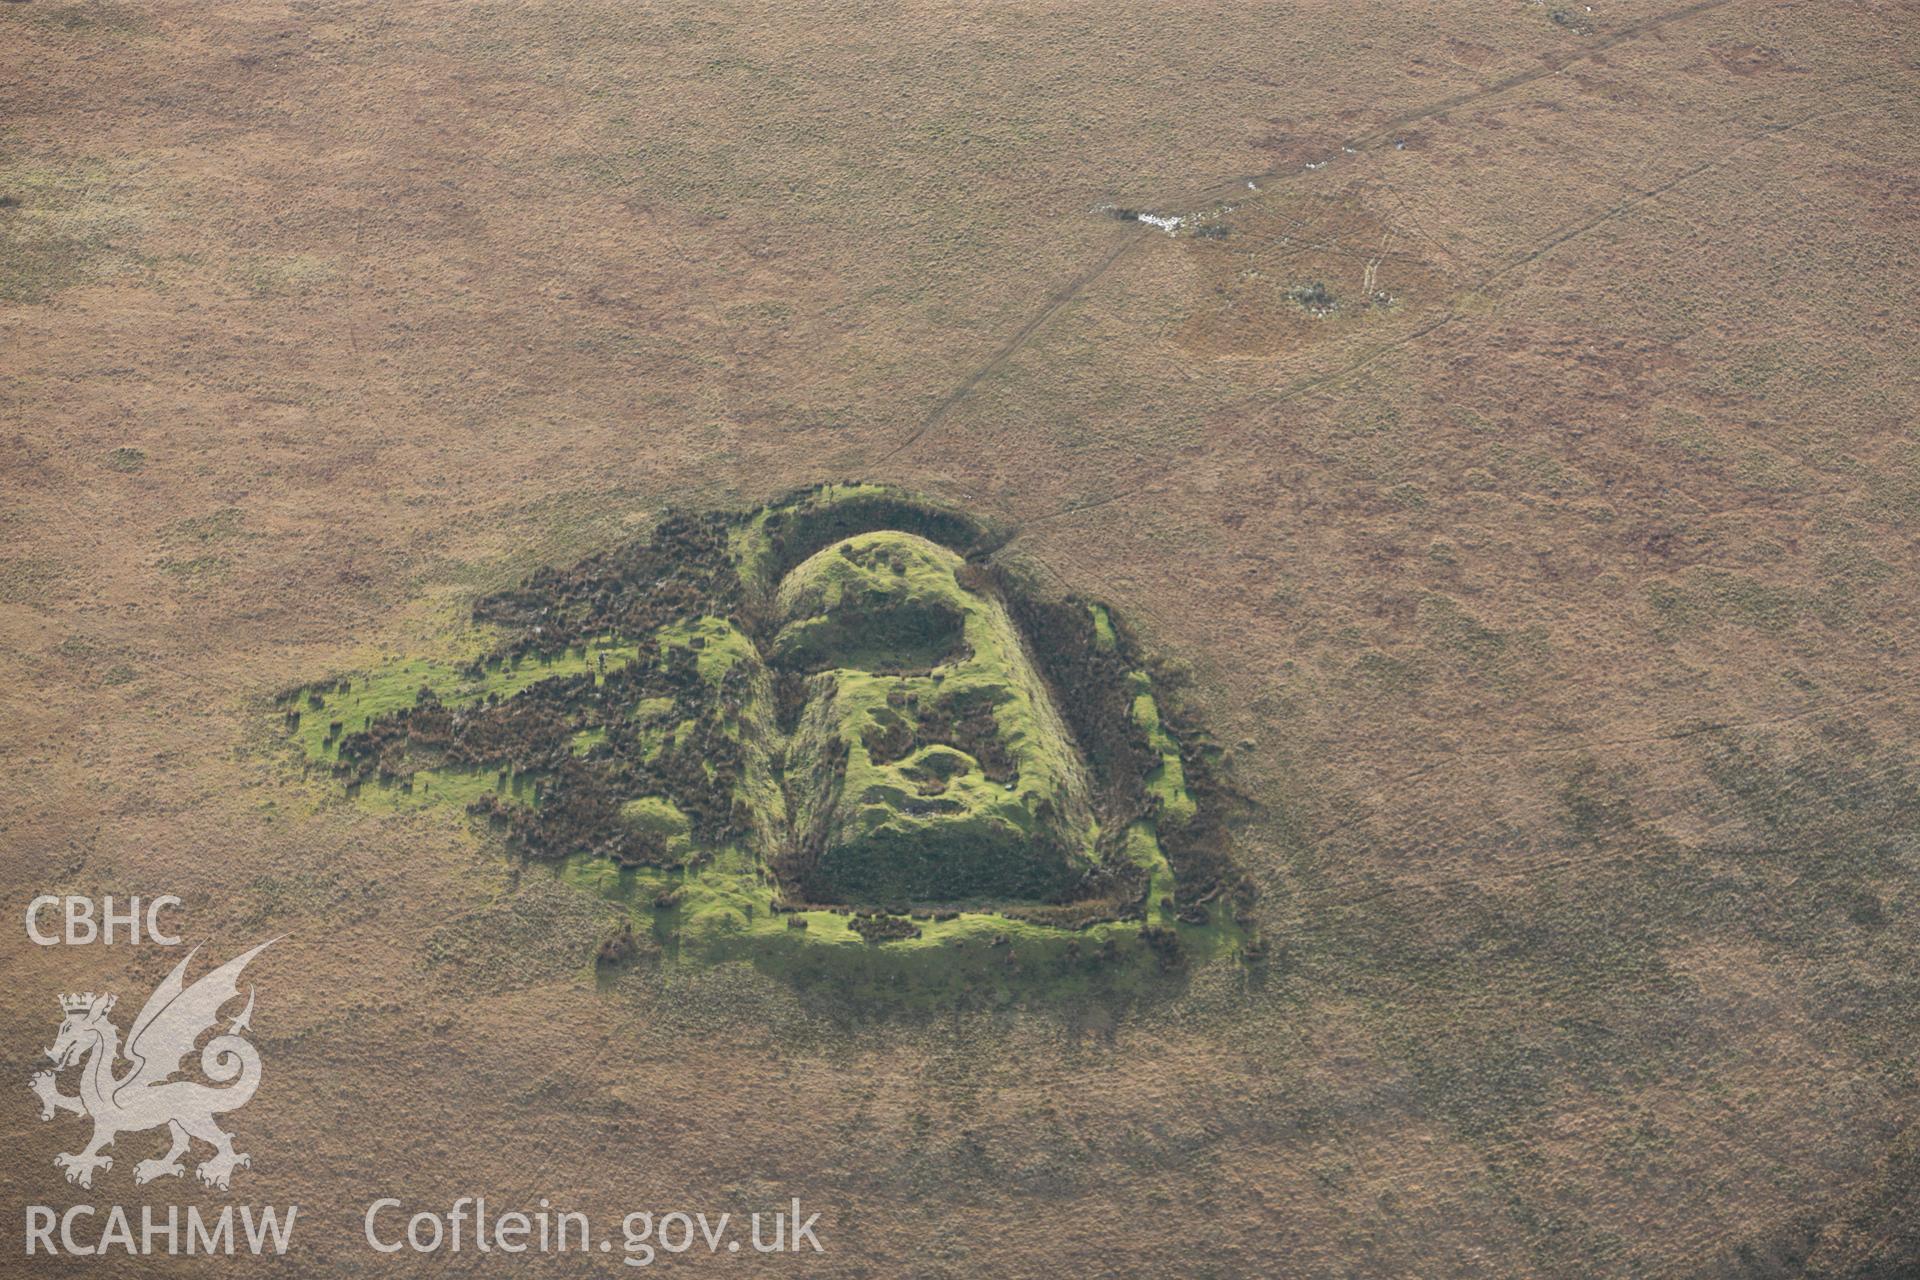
[
  {"xmin": 776, "ymin": 531, "xmax": 1097, "ymax": 905},
  {"xmin": 283, "ymin": 489, "xmax": 1247, "ymax": 1000},
  {"xmin": 550, "ymin": 850, "xmax": 1238, "ymax": 1006}
]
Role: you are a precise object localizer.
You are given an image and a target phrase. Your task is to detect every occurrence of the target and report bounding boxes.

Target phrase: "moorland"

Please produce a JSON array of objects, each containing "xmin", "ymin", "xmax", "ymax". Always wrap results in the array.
[{"xmin": 3, "ymin": 2, "xmax": 1916, "ymax": 1276}]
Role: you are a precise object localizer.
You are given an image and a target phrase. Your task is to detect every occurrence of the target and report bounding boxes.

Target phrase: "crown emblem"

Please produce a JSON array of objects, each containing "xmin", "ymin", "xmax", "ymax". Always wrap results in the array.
[{"xmin": 59, "ymin": 992, "xmax": 102, "ymax": 1014}]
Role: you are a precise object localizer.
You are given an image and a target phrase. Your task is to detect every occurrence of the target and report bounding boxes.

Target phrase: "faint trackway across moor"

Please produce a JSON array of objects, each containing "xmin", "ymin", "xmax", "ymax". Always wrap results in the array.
[
  {"xmin": 997, "ymin": 85, "xmax": 1890, "ymax": 541},
  {"xmin": 878, "ymin": 0, "xmax": 1738, "ymax": 468}
]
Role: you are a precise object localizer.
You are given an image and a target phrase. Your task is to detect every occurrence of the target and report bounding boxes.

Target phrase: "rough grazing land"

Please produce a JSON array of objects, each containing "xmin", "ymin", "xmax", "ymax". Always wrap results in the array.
[{"xmin": 2, "ymin": 1, "xmax": 1916, "ymax": 1276}]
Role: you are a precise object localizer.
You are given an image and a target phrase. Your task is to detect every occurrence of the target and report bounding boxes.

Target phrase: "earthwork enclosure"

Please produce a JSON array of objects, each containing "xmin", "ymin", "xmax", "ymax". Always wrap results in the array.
[{"xmin": 283, "ymin": 486, "xmax": 1251, "ymax": 985}]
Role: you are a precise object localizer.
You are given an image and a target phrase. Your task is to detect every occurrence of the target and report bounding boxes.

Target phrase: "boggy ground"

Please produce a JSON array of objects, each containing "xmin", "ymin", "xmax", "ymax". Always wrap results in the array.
[{"xmin": 3, "ymin": 1, "xmax": 1918, "ymax": 1277}]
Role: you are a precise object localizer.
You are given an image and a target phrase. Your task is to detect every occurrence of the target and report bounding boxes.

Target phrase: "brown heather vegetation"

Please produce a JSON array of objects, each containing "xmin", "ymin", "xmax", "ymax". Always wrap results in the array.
[{"xmin": 3, "ymin": 2, "xmax": 1916, "ymax": 1276}]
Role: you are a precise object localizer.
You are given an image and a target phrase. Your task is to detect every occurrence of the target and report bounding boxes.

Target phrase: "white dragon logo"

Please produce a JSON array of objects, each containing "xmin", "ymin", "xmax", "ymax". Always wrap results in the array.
[{"xmin": 29, "ymin": 940, "xmax": 274, "ymax": 1191}]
